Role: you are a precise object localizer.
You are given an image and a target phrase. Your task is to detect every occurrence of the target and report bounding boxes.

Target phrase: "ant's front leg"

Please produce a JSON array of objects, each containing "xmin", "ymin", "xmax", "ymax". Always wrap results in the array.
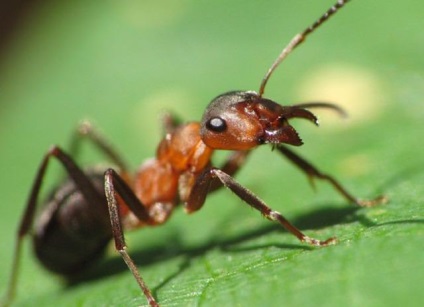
[
  {"xmin": 186, "ymin": 167, "xmax": 336, "ymax": 247},
  {"xmin": 208, "ymin": 150, "xmax": 251, "ymax": 193},
  {"xmin": 276, "ymin": 145, "xmax": 388, "ymax": 207},
  {"xmin": 161, "ymin": 112, "xmax": 182, "ymax": 135}
]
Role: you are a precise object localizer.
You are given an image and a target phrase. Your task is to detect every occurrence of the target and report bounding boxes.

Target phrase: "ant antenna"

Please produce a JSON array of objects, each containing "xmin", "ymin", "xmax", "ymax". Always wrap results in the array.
[{"xmin": 258, "ymin": 0, "xmax": 350, "ymax": 97}]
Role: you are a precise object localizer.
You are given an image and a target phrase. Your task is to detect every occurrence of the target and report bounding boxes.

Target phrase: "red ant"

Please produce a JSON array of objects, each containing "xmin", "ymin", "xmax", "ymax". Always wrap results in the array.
[{"xmin": 3, "ymin": 1, "xmax": 387, "ymax": 306}]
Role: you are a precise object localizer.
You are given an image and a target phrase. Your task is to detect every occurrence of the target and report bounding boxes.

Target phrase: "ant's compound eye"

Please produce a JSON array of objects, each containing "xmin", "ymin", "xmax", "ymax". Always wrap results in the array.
[{"xmin": 206, "ymin": 117, "xmax": 227, "ymax": 132}]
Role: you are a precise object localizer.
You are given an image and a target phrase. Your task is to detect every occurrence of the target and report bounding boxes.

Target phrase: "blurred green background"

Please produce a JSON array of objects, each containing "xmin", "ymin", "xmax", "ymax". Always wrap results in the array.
[{"xmin": 0, "ymin": 0, "xmax": 423, "ymax": 306}]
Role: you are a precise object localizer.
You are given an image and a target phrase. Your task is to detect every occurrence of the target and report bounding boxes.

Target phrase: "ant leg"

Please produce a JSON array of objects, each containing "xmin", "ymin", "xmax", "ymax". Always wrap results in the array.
[
  {"xmin": 276, "ymin": 145, "xmax": 387, "ymax": 207},
  {"xmin": 208, "ymin": 150, "xmax": 251, "ymax": 192},
  {"xmin": 161, "ymin": 112, "xmax": 182, "ymax": 135},
  {"xmin": 104, "ymin": 169, "xmax": 164, "ymax": 307},
  {"xmin": 68, "ymin": 120, "xmax": 129, "ymax": 173},
  {"xmin": 186, "ymin": 168, "xmax": 336, "ymax": 247},
  {"xmin": 2, "ymin": 146, "xmax": 107, "ymax": 306},
  {"xmin": 28, "ymin": 150, "xmax": 159, "ymax": 306}
]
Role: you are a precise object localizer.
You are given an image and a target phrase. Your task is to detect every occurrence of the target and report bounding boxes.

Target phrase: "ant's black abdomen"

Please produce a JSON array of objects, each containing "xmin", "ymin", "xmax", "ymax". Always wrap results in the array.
[{"xmin": 32, "ymin": 171, "xmax": 112, "ymax": 275}]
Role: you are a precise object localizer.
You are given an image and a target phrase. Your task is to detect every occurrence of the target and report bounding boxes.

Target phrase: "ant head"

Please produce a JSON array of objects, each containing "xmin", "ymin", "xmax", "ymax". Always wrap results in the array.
[
  {"xmin": 201, "ymin": 0, "xmax": 350, "ymax": 151},
  {"xmin": 200, "ymin": 91, "xmax": 318, "ymax": 150}
]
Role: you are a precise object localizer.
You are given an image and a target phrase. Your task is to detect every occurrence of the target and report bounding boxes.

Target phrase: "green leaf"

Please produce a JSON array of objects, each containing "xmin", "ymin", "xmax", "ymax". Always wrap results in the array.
[{"xmin": 1, "ymin": 1, "xmax": 423, "ymax": 307}]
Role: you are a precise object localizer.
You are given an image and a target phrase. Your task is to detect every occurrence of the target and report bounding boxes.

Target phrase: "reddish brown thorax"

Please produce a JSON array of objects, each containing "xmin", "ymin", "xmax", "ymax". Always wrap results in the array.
[{"xmin": 132, "ymin": 122, "xmax": 213, "ymax": 223}]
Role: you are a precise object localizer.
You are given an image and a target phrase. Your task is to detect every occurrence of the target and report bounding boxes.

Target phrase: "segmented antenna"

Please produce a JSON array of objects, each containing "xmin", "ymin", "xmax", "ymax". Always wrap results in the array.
[{"xmin": 258, "ymin": 0, "xmax": 351, "ymax": 97}]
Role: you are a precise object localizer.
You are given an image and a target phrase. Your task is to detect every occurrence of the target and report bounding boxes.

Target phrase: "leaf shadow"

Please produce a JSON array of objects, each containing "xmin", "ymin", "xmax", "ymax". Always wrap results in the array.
[
  {"xmin": 65, "ymin": 202, "xmax": 372, "ymax": 290},
  {"xmin": 64, "ymin": 161, "xmax": 424, "ymax": 294}
]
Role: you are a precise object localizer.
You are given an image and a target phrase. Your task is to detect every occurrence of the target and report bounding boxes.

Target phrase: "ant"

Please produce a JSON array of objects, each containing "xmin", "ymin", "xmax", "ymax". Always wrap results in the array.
[{"xmin": 3, "ymin": 1, "xmax": 387, "ymax": 306}]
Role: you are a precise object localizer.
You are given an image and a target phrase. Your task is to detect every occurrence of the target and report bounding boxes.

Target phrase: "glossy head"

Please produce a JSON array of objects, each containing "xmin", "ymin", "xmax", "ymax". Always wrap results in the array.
[{"xmin": 200, "ymin": 91, "xmax": 319, "ymax": 150}]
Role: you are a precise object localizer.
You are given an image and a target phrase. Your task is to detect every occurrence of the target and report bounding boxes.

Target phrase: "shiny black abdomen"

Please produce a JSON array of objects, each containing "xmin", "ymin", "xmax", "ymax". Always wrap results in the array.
[{"xmin": 32, "ymin": 172, "xmax": 113, "ymax": 276}]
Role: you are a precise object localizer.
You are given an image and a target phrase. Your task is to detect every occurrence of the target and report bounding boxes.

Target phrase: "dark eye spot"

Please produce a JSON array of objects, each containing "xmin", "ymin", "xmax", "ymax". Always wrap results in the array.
[{"xmin": 206, "ymin": 117, "xmax": 227, "ymax": 132}]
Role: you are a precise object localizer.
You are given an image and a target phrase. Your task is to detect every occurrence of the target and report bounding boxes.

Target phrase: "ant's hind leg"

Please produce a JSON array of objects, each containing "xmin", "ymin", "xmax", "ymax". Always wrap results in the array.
[
  {"xmin": 186, "ymin": 167, "xmax": 336, "ymax": 247},
  {"xmin": 2, "ymin": 146, "xmax": 106, "ymax": 306},
  {"xmin": 276, "ymin": 145, "xmax": 387, "ymax": 207},
  {"xmin": 68, "ymin": 120, "xmax": 130, "ymax": 173}
]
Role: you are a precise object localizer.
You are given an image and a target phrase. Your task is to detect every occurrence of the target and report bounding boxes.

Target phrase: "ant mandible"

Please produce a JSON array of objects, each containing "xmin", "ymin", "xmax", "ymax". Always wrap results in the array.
[{"xmin": 3, "ymin": 1, "xmax": 387, "ymax": 306}]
